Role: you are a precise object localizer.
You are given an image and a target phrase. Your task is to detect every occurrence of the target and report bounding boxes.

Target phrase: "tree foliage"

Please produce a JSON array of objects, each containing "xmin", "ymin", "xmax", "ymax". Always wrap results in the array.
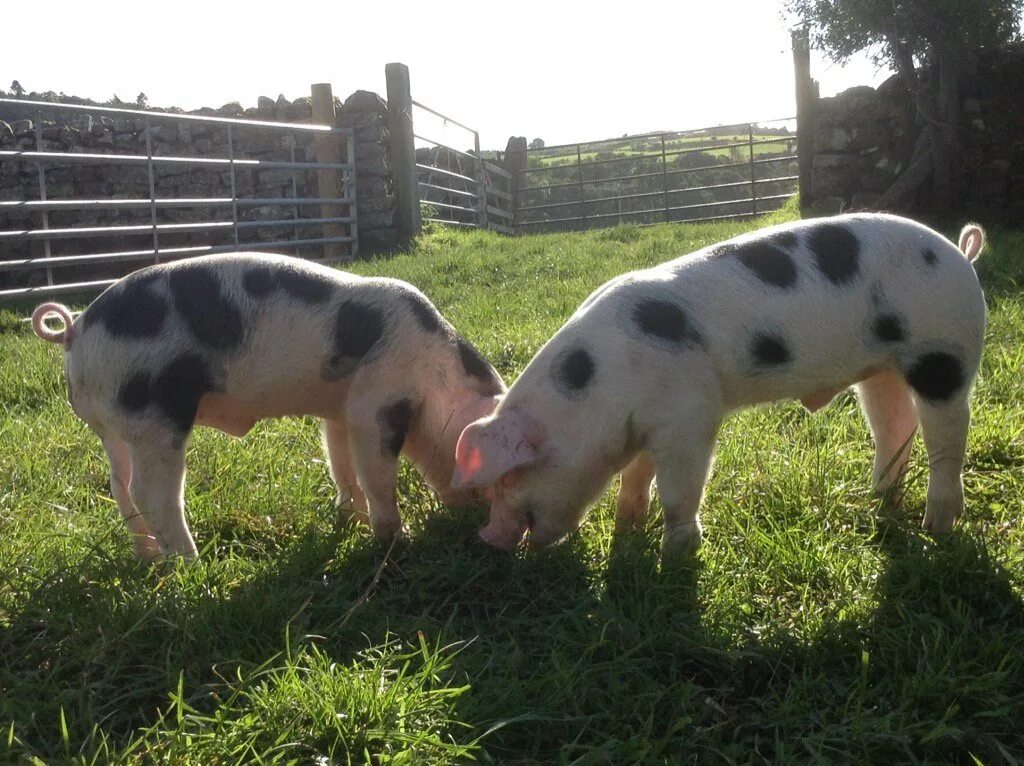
[
  {"xmin": 10, "ymin": 80, "xmax": 25, "ymax": 97},
  {"xmin": 787, "ymin": 0, "xmax": 1022, "ymax": 67}
]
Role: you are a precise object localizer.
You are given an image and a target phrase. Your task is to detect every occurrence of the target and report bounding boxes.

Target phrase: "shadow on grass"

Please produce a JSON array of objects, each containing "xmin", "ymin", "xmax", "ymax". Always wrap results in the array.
[{"xmin": 3, "ymin": 506, "xmax": 1024, "ymax": 762}]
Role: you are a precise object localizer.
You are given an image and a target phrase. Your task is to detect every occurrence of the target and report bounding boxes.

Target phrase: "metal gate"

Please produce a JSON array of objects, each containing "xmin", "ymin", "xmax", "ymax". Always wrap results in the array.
[
  {"xmin": 411, "ymin": 100, "xmax": 514, "ymax": 235},
  {"xmin": 517, "ymin": 119, "xmax": 798, "ymax": 232},
  {"xmin": 0, "ymin": 98, "xmax": 356, "ymax": 305}
]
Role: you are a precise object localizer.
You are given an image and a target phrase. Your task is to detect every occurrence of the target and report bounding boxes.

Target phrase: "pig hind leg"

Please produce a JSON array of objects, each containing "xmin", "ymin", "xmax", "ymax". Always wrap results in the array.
[
  {"xmin": 102, "ymin": 435, "xmax": 161, "ymax": 561},
  {"xmin": 616, "ymin": 451, "xmax": 656, "ymax": 533},
  {"xmin": 914, "ymin": 393, "xmax": 971, "ymax": 534},
  {"xmin": 320, "ymin": 418, "xmax": 369, "ymax": 525},
  {"xmin": 855, "ymin": 369, "xmax": 917, "ymax": 495},
  {"xmin": 127, "ymin": 435, "xmax": 198, "ymax": 559}
]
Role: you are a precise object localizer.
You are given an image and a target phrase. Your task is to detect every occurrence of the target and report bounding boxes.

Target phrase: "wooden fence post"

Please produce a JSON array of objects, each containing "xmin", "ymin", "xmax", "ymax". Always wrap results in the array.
[
  {"xmin": 310, "ymin": 83, "xmax": 347, "ymax": 260},
  {"xmin": 385, "ymin": 63, "xmax": 421, "ymax": 245},
  {"xmin": 792, "ymin": 27, "xmax": 817, "ymax": 213},
  {"xmin": 503, "ymin": 136, "xmax": 527, "ymax": 233}
]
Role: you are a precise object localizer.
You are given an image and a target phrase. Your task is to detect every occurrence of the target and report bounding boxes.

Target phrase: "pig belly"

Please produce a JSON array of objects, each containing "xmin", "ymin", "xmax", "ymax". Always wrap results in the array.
[{"xmin": 196, "ymin": 378, "xmax": 349, "ymax": 437}]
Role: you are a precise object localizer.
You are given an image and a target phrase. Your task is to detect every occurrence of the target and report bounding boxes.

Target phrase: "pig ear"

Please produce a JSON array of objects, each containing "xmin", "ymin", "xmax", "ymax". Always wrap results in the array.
[{"xmin": 451, "ymin": 410, "xmax": 542, "ymax": 489}]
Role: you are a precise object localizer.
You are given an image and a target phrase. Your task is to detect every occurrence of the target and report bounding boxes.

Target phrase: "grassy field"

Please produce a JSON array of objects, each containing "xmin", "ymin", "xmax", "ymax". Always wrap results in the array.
[{"xmin": 2, "ymin": 201, "xmax": 1024, "ymax": 763}]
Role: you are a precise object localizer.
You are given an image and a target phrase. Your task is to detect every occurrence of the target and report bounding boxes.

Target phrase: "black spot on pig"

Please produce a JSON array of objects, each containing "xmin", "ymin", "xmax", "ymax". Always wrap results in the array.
[
  {"xmin": 242, "ymin": 266, "xmax": 276, "ymax": 297},
  {"xmin": 873, "ymin": 313, "xmax": 905, "ymax": 343},
  {"xmin": 243, "ymin": 263, "xmax": 334, "ymax": 304},
  {"xmin": 378, "ymin": 399, "xmax": 415, "ymax": 456},
  {"xmin": 322, "ymin": 300, "xmax": 384, "ymax": 380},
  {"xmin": 556, "ymin": 346, "xmax": 595, "ymax": 394},
  {"xmin": 751, "ymin": 333, "xmax": 791, "ymax": 367},
  {"xmin": 83, "ymin": 273, "xmax": 167, "ymax": 339},
  {"xmin": 456, "ymin": 338, "xmax": 503, "ymax": 395},
  {"xmin": 169, "ymin": 264, "xmax": 244, "ymax": 351},
  {"xmin": 770, "ymin": 231, "xmax": 798, "ymax": 250},
  {"xmin": 118, "ymin": 355, "xmax": 215, "ymax": 434},
  {"xmin": 808, "ymin": 223, "xmax": 860, "ymax": 286},
  {"xmin": 905, "ymin": 352, "xmax": 964, "ymax": 402},
  {"xmin": 278, "ymin": 268, "xmax": 334, "ymax": 304},
  {"xmin": 633, "ymin": 299, "xmax": 704, "ymax": 347},
  {"xmin": 118, "ymin": 373, "xmax": 151, "ymax": 412},
  {"xmin": 922, "ymin": 248, "xmax": 938, "ymax": 266},
  {"xmin": 404, "ymin": 292, "xmax": 444, "ymax": 333},
  {"xmin": 728, "ymin": 239, "xmax": 798, "ymax": 288}
]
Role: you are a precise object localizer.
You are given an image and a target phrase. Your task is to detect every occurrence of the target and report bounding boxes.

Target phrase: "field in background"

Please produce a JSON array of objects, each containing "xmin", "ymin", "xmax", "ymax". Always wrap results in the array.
[
  {"xmin": 2, "ymin": 201, "xmax": 1024, "ymax": 762},
  {"xmin": 533, "ymin": 132, "xmax": 794, "ymax": 167}
]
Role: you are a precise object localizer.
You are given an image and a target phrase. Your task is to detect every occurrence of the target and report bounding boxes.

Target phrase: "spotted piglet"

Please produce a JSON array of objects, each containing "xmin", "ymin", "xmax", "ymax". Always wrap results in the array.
[
  {"xmin": 32, "ymin": 253, "xmax": 504, "ymax": 560},
  {"xmin": 453, "ymin": 213, "xmax": 987, "ymax": 557}
]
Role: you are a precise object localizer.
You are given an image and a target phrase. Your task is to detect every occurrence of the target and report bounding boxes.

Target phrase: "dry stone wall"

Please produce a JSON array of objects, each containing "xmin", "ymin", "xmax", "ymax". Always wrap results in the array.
[
  {"xmin": 0, "ymin": 89, "xmax": 397, "ymax": 292},
  {"xmin": 805, "ymin": 44, "xmax": 1024, "ymax": 223}
]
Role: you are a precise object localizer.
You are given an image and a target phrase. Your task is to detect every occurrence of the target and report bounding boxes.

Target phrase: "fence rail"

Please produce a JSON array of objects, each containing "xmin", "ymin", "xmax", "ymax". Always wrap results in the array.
[
  {"xmin": 518, "ymin": 119, "xmax": 797, "ymax": 231},
  {"xmin": 0, "ymin": 95, "xmax": 356, "ymax": 305},
  {"xmin": 410, "ymin": 98, "xmax": 513, "ymax": 235}
]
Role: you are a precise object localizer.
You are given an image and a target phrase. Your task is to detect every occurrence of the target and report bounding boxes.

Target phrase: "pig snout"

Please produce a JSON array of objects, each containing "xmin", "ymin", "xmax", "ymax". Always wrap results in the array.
[{"xmin": 478, "ymin": 504, "xmax": 529, "ymax": 550}]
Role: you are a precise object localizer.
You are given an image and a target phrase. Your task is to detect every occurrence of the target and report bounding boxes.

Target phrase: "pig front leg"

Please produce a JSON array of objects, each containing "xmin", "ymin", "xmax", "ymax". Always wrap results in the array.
[
  {"xmin": 615, "ymin": 451, "xmax": 656, "ymax": 534},
  {"xmin": 651, "ymin": 414, "xmax": 720, "ymax": 558},
  {"xmin": 345, "ymin": 397, "xmax": 415, "ymax": 540},
  {"xmin": 127, "ymin": 435, "xmax": 198, "ymax": 559},
  {"xmin": 321, "ymin": 418, "xmax": 369, "ymax": 525}
]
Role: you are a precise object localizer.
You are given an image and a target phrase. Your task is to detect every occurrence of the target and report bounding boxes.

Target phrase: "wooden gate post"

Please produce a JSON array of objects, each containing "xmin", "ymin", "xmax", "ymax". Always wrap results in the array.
[
  {"xmin": 385, "ymin": 63, "xmax": 421, "ymax": 245},
  {"xmin": 792, "ymin": 27, "xmax": 818, "ymax": 213},
  {"xmin": 503, "ymin": 136, "xmax": 527, "ymax": 232},
  {"xmin": 311, "ymin": 83, "xmax": 347, "ymax": 260}
]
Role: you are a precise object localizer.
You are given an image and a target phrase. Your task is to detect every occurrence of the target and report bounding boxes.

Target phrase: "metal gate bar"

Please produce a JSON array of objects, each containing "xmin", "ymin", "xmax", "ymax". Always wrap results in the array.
[{"xmin": 0, "ymin": 97, "xmax": 357, "ymax": 305}]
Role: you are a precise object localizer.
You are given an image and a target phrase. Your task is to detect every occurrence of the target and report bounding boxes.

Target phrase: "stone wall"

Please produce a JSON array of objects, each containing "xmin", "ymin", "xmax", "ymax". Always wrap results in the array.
[
  {"xmin": 338, "ymin": 90, "xmax": 396, "ymax": 252},
  {"xmin": 0, "ymin": 88, "xmax": 397, "ymax": 291},
  {"xmin": 805, "ymin": 44, "xmax": 1024, "ymax": 222}
]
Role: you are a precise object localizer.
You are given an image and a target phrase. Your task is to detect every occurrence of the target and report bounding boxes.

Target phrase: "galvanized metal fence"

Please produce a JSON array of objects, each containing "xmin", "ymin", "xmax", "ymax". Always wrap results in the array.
[
  {"xmin": 517, "ymin": 119, "xmax": 797, "ymax": 232},
  {"xmin": 412, "ymin": 100, "xmax": 514, "ymax": 235},
  {"xmin": 0, "ymin": 98, "xmax": 356, "ymax": 304}
]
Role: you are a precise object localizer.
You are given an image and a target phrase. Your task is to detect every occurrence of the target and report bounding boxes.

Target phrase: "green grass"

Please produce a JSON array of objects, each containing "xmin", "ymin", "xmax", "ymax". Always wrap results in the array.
[{"xmin": 3, "ymin": 198, "xmax": 1024, "ymax": 763}]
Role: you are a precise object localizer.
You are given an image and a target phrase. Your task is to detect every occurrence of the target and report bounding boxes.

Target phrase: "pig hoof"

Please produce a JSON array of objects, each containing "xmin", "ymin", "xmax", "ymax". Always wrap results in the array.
[
  {"xmin": 370, "ymin": 517, "xmax": 405, "ymax": 540},
  {"xmin": 875, "ymin": 487, "xmax": 905, "ymax": 510},
  {"xmin": 338, "ymin": 506, "xmax": 370, "ymax": 528},
  {"xmin": 922, "ymin": 485, "xmax": 964, "ymax": 535},
  {"xmin": 922, "ymin": 502, "xmax": 960, "ymax": 534},
  {"xmin": 661, "ymin": 519, "xmax": 703, "ymax": 557},
  {"xmin": 132, "ymin": 536, "xmax": 162, "ymax": 563},
  {"xmin": 610, "ymin": 518, "xmax": 643, "ymax": 536}
]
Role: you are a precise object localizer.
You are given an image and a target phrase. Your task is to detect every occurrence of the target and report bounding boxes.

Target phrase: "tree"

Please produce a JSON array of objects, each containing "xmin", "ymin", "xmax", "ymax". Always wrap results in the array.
[
  {"xmin": 786, "ymin": 0, "xmax": 1023, "ymax": 211},
  {"xmin": 136, "ymin": 92, "xmax": 148, "ymax": 108},
  {"xmin": 10, "ymin": 80, "xmax": 25, "ymax": 97},
  {"xmin": 529, "ymin": 138, "xmax": 545, "ymax": 150}
]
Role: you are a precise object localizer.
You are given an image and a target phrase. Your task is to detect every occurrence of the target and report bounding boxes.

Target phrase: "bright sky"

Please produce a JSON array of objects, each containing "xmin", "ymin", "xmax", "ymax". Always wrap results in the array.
[{"xmin": 3, "ymin": 0, "xmax": 890, "ymax": 150}]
